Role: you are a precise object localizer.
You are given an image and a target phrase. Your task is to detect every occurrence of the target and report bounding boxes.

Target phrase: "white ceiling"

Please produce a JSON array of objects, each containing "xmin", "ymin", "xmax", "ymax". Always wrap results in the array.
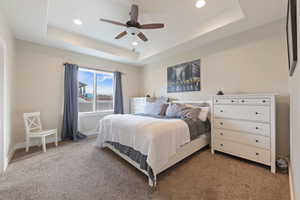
[{"xmin": 0, "ymin": 0, "xmax": 287, "ymax": 66}]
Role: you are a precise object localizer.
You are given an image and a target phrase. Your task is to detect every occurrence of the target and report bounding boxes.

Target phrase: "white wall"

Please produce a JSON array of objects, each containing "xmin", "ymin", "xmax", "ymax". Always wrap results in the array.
[
  {"xmin": 0, "ymin": 6, "xmax": 16, "ymax": 170},
  {"xmin": 14, "ymin": 40, "xmax": 143, "ymax": 145},
  {"xmin": 289, "ymin": 0, "xmax": 300, "ymax": 199},
  {"xmin": 289, "ymin": 57, "xmax": 300, "ymax": 200},
  {"xmin": 143, "ymin": 20, "xmax": 290, "ymax": 158}
]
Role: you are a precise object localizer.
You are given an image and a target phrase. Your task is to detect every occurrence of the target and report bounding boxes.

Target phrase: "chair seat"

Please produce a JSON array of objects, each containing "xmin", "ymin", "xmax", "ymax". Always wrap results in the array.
[{"xmin": 28, "ymin": 129, "xmax": 57, "ymax": 137}]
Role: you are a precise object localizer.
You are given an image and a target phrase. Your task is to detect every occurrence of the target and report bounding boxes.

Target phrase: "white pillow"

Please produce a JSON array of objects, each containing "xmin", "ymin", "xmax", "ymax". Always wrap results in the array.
[
  {"xmin": 185, "ymin": 104, "xmax": 210, "ymax": 122},
  {"xmin": 198, "ymin": 107, "xmax": 210, "ymax": 122}
]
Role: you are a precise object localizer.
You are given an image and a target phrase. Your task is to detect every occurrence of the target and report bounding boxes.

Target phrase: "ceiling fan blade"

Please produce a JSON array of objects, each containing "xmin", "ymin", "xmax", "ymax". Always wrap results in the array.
[
  {"xmin": 137, "ymin": 32, "xmax": 148, "ymax": 42},
  {"xmin": 115, "ymin": 31, "xmax": 127, "ymax": 39},
  {"xmin": 130, "ymin": 4, "xmax": 139, "ymax": 23},
  {"xmin": 100, "ymin": 18, "xmax": 127, "ymax": 27},
  {"xmin": 139, "ymin": 23, "xmax": 165, "ymax": 29}
]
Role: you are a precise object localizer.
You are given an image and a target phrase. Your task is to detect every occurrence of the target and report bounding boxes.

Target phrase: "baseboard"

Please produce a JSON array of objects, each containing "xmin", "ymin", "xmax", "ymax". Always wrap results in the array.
[
  {"xmin": 14, "ymin": 137, "xmax": 62, "ymax": 150},
  {"xmin": 7, "ymin": 148, "xmax": 15, "ymax": 164},
  {"xmin": 1, "ymin": 147, "xmax": 16, "ymax": 172},
  {"xmin": 289, "ymin": 163, "xmax": 295, "ymax": 200}
]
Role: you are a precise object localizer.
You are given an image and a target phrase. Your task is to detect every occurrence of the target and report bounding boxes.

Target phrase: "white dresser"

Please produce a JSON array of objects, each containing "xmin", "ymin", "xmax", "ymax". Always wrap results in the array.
[
  {"xmin": 130, "ymin": 97, "xmax": 154, "ymax": 114},
  {"xmin": 211, "ymin": 94, "xmax": 276, "ymax": 173}
]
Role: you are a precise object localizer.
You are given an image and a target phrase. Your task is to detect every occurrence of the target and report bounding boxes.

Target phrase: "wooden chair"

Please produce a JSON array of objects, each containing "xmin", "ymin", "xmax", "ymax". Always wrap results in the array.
[{"xmin": 23, "ymin": 112, "xmax": 58, "ymax": 152}]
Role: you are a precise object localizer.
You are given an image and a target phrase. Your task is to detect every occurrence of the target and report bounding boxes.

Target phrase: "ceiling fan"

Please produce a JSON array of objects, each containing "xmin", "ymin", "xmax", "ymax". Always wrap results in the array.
[{"xmin": 100, "ymin": 4, "xmax": 165, "ymax": 42}]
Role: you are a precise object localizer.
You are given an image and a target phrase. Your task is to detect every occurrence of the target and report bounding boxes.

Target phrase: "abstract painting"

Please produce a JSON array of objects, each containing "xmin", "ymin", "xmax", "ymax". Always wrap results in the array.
[
  {"xmin": 287, "ymin": 0, "xmax": 298, "ymax": 76},
  {"xmin": 167, "ymin": 59, "xmax": 201, "ymax": 93}
]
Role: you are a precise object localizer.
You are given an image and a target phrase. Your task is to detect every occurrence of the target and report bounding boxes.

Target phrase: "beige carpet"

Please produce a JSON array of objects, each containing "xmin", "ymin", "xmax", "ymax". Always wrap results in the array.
[{"xmin": 0, "ymin": 138, "xmax": 290, "ymax": 200}]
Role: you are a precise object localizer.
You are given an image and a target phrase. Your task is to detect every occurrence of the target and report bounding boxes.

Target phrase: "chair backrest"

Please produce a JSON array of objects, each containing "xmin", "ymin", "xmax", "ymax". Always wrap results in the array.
[{"xmin": 23, "ymin": 112, "xmax": 42, "ymax": 134}]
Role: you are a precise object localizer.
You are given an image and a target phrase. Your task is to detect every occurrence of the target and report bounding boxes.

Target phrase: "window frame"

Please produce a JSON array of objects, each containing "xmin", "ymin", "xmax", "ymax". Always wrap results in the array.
[{"xmin": 78, "ymin": 67, "xmax": 114, "ymax": 113}]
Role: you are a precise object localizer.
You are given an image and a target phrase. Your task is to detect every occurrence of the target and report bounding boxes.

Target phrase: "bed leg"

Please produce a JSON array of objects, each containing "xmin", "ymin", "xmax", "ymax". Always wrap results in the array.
[{"xmin": 148, "ymin": 177, "xmax": 157, "ymax": 188}]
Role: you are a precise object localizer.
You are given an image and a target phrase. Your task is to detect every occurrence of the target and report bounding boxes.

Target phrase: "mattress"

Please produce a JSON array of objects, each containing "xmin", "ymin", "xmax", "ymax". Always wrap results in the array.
[{"xmin": 96, "ymin": 114, "xmax": 210, "ymax": 181}]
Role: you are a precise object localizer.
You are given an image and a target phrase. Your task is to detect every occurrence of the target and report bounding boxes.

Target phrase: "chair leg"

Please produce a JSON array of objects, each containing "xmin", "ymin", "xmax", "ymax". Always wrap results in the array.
[
  {"xmin": 26, "ymin": 136, "xmax": 29, "ymax": 152},
  {"xmin": 42, "ymin": 136, "xmax": 46, "ymax": 153}
]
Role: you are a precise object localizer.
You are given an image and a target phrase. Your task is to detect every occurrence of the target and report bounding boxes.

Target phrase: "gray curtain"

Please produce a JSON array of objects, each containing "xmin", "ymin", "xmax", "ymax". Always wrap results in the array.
[
  {"xmin": 113, "ymin": 71, "xmax": 124, "ymax": 114},
  {"xmin": 62, "ymin": 63, "xmax": 86, "ymax": 141}
]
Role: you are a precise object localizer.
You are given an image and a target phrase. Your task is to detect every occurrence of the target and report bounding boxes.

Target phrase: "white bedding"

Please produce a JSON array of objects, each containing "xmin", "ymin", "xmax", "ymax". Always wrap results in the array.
[{"xmin": 95, "ymin": 114, "xmax": 191, "ymax": 175}]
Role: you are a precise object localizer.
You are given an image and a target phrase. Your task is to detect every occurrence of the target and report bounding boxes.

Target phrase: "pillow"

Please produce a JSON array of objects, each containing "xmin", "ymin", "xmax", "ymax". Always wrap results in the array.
[
  {"xmin": 198, "ymin": 107, "xmax": 210, "ymax": 122},
  {"xmin": 165, "ymin": 103, "xmax": 187, "ymax": 118},
  {"xmin": 156, "ymin": 97, "xmax": 169, "ymax": 103},
  {"xmin": 185, "ymin": 104, "xmax": 210, "ymax": 122},
  {"xmin": 159, "ymin": 104, "xmax": 169, "ymax": 116},
  {"xmin": 144, "ymin": 102, "xmax": 164, "ymax": 116},
  {"xmin": 180, "ymin": 108, "xmax": 202, "ymax": 120}
]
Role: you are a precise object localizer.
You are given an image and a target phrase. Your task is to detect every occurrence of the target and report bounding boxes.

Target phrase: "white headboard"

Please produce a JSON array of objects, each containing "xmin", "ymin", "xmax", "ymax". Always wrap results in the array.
[{"xmin": 172, "ymin": 100, "xmax": 212, "ymax": 108}]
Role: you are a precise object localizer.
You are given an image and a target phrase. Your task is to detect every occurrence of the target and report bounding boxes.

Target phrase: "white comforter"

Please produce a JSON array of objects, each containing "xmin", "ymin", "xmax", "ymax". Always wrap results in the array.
[{"xmin": 96, "ymin": 114, "xmax": 190, "ymax": 175}]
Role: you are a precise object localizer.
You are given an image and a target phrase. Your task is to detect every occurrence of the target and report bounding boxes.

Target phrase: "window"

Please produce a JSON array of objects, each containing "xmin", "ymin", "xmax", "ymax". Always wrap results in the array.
[{"xmin": 78, "ymin": 68, "xmax": 114, "ymax": 113}]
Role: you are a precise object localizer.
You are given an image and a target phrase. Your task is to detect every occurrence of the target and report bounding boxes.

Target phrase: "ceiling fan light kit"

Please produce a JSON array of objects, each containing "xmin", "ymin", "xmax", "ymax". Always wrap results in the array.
[
  {"xmin": 73, "ymin": 19, "xmax": 83, "ymax": 25},
  {"xmin": 132, "ymin": 41, "xmax": 138, "ymax": 46},
  {"xmin": 100, "ymin": 4, "xmax": 165, "ymax": 43},
  {"xmin": 196, "ymin": 0, "xmax": 206, "ymax": 8}
]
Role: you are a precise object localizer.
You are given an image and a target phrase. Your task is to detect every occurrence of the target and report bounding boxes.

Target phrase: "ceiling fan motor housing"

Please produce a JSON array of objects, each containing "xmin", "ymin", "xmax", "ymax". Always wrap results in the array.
[
  {"xmin": 126, "ymin": 21, "xmax": 141, "ymax": 28},
  {"xmin": 128, "ymin": 27, "xmax": 139, "ymax": 36}
]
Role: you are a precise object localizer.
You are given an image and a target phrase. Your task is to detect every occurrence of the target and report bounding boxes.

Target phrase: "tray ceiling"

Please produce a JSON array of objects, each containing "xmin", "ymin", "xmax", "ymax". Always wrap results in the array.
[{"xmin": 0, "ymin": 0, "xmax": 287, "ymax": 66}]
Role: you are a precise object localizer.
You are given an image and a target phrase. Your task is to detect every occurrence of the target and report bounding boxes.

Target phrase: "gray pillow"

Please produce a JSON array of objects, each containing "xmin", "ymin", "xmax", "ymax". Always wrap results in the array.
[
  {"xmin": 144, "ymin": 102, "xmax": 164, "ymax": 116},
  {"xmin": 165, "ymin": 103, "xmax": 186, "ymax": 118},
  {"xmin": 159, "ymin": 104, "xmax": 169, "ymax": 116},
  {"xmin": 180, "ymin": 108, "xmax": 202, "ymax": 120}
]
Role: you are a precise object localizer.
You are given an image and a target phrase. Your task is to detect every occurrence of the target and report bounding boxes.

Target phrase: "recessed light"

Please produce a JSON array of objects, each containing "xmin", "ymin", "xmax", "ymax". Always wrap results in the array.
[
  {"xmin": 73, "ymin": 19, "xmax": 83, "ymax": 25},
  {"xmin": 196, "ymin": 0, "xmax": 206, "ymax": 8},
  {"xmin": 132, "ymin": 41, "xmax": 138, "ymax": 46}
]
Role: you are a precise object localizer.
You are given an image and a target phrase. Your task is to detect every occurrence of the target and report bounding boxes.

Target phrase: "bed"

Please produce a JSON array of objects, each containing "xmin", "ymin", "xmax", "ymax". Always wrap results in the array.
[{"xmin": 95, "ymin": 100, "xmax": 211, "ymax": 187}]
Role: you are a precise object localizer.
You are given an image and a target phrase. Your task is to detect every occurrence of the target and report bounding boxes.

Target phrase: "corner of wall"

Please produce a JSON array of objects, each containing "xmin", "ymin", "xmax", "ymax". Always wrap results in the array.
[{"xmin": 0, "ymin": 5, "xmax": 18, "ymax": 171}]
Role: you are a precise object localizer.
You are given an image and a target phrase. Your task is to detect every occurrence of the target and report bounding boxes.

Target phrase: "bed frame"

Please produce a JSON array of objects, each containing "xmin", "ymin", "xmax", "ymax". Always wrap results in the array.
[{"xmin": 104, "ymin": 100, "xmax": 212, "ymax": 187}]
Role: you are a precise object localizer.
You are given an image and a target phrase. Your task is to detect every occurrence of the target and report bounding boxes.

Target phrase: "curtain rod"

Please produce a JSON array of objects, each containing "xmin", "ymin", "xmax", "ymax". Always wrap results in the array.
[{"xmin": 63, "ymin": 63, "xmax": 126, "ymax": 75}]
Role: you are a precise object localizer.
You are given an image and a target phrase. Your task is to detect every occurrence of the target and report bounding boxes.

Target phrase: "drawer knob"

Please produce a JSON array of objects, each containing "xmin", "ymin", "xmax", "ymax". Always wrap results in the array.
[
  {"xmin": 255, "ymin": 152, "xmax": 260, "ymax": 156},
  {"xmin": 220, "ymin": 144, "xmax": 224, "ymax": 147},
  {"xmin": 255, "ymin": 139, "xmax": 259, "ymax": 143},
  {"xmin": 262, "ymin": 100, "xmax": 266, "ymax": 103},
  {"xmin": 255, "ymin": 112, "xmax": 260, "ymax": 115},
  {"xmin": 255, "ymin": 127, "xmax": 259, "ymax": 130},
  {"xmin": 220, "ymin": 122, "xmax": 224, "ymax": 125},
  {"xmin": 220, "ymin": 110, "xmax": 224, "ymax": 113},
  {"xmin": 216, "ymin": 100, "xmax": 219, "ymax": 103},
  {"xmin": 220, "ymin": 133, "xmax": 223, "ymax": 136},
  {"xmin": 241, "ymin": 100, "xmax": 245, "ymax": 103},
  {"xmin": 231, "ymin": 100, "xmax": 234, "ymax": 103}
]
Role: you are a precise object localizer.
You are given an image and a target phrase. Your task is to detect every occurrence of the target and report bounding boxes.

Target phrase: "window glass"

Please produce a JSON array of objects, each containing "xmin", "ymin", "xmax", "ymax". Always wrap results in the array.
[
  {"xmin": 78, "ymin": 70, "xmax": 94, "ymax": 112},
  {"xmin": 78, "ymin": 68, "xmax": 114, "ymax": 113},
  {"xmin": 96, "ymin": 73, "xmax": 113, "ymax": 111}
]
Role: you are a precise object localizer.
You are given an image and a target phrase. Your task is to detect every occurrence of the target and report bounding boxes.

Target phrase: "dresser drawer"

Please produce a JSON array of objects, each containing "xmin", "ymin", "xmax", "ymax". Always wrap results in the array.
[
  {"xmin": 239, "ymin": 98, "xmax": 270, "ymax": 105},
  {"xmin": 214, "ymin": 129, "xmax": 270, "ymax": 149},
  {"xmin": 131, "ymin": 102, "xmax": 146, "ymax": 114},
  {"xmin": 214, "ymin": 105, "xmax": 270, "ymax": 122},
  {"xmin": 132, "ymin": 98, "xmax": 147, "ymax": 103},
  {"xmin": 214, "ymin": 119, "xmax": 270, "ymax": 136},
  {"xmin": 214, "ymin": 98, "xmax": 238, "ymax": 105},
  {"xmin": 214, "ymin": 138, "xmax": 270, "ymax": 165},
  {"xmin": 131, "ymin": 104, "xmax": 145, "ymax": 113},
  {"xmin": 131, "ymin": 102, "xmax": 146, "ymax": 108},
  {"xmin": 131, "ymin": 108, "xmax": 144, "ymax": 114}
]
